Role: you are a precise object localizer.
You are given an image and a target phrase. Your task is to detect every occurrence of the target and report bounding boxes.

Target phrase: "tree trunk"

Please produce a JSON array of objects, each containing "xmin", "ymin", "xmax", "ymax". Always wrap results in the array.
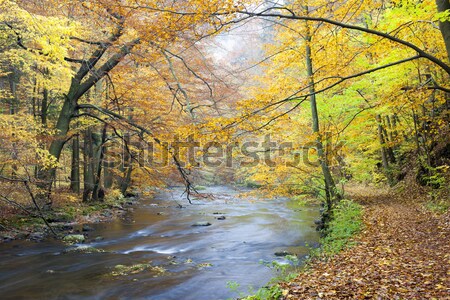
[
  {"xmin": 31, "ymin": 77, "xmax": 37, "ymax": 117},
  {"xmin": 92, "ymin": 125, "xmax": 107, "ymax": 201},
  {"xmin": 391, "ymin": 114, "xmax": 400, "ymax": 140},
  {"xmin": 8, "ymin": 70, "xmax": 19, "ymax": 115},
  {"xmin": 70, "ymin": 134, "xmax": 80, "ymax": 193},
  {"xmin": 304, "ymin": 20, "xmax": 338, "ymax": 209},
  {"xmin": 36, "ymin": 79, "xmax": 81, "ymax": 207},
  {"xmin": 436, "ymin": 0, "xmax": 450, "ymax": 62},
  {"xmin": 83, "ymin": 128, "xmax": 94, "ymax": 202},
  {"xmin": 120, "ymin": 164, "xmax": 133, "ymax": 196},
  {"xmin": 381, "ymin": 119, "xmax": 396, "ymax": 164},
  {"xmin": 41, "ymin": 88, "xmax": 48, "ymax": 126},
  {"xmin": 385, "ymin": 115, "xmax": 397, "ymax": 163},
  {"xmin": 103, "ymin": 159, "xmax": 114, "ymax": 189},
  {"xmin": 120, "ymin": 132, "xmax": 132, "ymax": 195},
  {"xmin": 376, "ymin": 114, "xmax": 393, "ymax": 185},
  {"xmin": 412, "ymin": 109, "xmax": 422, "ymax": 155}
]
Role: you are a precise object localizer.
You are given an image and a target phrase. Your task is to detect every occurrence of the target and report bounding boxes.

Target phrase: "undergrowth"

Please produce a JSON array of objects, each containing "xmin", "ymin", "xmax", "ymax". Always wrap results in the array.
[{"xmin": 319, "ymin": 199, "xmax": 364, "ymax": 256}]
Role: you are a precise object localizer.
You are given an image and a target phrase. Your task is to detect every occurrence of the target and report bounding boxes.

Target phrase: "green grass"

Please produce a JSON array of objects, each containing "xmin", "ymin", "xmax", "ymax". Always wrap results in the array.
[
  {"xmin": 194, "ymin": 185, "xmax": 208, "ymax": 191},
  {"xmin": 320, "ymin": 199, "xmax": 364, "ymax": 256},
  {"xmin": 425, "ymin": 198, "xmax": 450, "ymax": 214}
]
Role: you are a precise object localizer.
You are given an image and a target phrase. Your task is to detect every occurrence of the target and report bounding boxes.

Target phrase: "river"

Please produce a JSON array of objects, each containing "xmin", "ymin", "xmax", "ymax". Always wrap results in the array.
[{"xmin": 0, "ymin": 186, "xmax": 320, "ymax": 300}]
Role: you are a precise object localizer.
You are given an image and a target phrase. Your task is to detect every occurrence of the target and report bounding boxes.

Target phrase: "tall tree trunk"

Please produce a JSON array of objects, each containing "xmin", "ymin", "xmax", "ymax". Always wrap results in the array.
[
  {"xmin": 381, "ymin": 118, "xmax": 396, "ymax": 164},
  {"xmin": 436, "ymin": 0, "xmax": 450, "ymax": 62},
  {"xmin": 8, "ymin": 70, "xmax": 19, "ymax": 115},
  {"xmin": 391, "ymin": 114, "xmax": 400, "ymax": 140},
  {"xmin": 70, "ymin": 134, "xmax": 80, "ymax": 193},
  {"xmin": 103, "ymin": 152, "xmax": 114, "ymax": 189},
  {"xmin": 83, "ymin": 128, "xmax": 95, "ymax": 202},
  {"xmin": 412, "ymin": 109, "xmax": 422, "ymax": 155},
  {"xmin": 120, "ymin": 164, "xmax": 133, "ymax": 196},
  {"xmin": 120, "ymin": 132, "xmax": 132, "ymax": 196},
  {"xmin": 41, "ymin": 88, "xmax": 48, "ymax": 126},
  {"xmin": 376, "ymin": 114, "xmax": 393, "ymax": 185},
  {"xmin": 31, "ymin": 77, "xmax": 37, "ymax": 117},
  {"xmin": 385, "ymin": 115, "xmax": 397, "ymax": 163},
  {"xmin": 304, "ymin": 17, "xmax": 338, "ymax": 209},
  {"xmin": 37, "ymin": 80, "xmax": 81, "ymax": 207},
  {"xmin": 92, "ymin": 125, "xmax": 107, "ymax": 201}
]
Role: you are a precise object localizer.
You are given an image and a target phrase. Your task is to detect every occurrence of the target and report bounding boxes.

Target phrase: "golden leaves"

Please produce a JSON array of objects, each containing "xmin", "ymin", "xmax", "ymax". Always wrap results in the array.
[{"xmin": 0, "ymin": 114, "xmax": 58, "ymax": 172}]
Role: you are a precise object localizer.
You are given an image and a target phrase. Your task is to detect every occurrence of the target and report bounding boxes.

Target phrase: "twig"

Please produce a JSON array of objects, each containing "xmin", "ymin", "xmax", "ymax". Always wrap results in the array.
[
  {"xmin": 0, "ymin": 195, "xmax": 37, "ymax": 217},
  {"xmin": 23, "ymin": 180, "xmax": 58, "ymax": 237}
]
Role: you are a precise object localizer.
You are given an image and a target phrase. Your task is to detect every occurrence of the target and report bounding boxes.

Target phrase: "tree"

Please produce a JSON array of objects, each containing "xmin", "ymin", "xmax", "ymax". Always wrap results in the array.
[
  {"xmin": 436, "ymin": 0, "xmax": 450, "ymax": 62},
  {"xmin": 1, "ymin": 0, "xmax": 243, "ymax": 207},
  {"xmin": 224, "ymin": 0, "xmax": 449, "ymax": 208}
]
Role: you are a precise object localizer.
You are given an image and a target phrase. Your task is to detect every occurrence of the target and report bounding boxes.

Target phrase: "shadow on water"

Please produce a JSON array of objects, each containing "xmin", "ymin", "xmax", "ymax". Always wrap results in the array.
[{"xmin": 0, "ymin": 186, "xmax": 320, "ymax": 300}]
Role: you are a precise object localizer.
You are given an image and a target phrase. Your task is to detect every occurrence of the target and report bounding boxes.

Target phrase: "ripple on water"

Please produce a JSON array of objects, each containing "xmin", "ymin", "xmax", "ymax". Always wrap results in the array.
[{"xmin": 122, "ymin": 245, "xmax": 191, "ymax": 255}]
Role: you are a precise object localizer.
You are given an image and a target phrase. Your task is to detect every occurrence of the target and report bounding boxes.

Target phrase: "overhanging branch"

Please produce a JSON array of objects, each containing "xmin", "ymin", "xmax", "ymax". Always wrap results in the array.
[
  {"xmin": 236, "ymin": 8, "xmax": 450, "ymax": 75},
  {"xmin": 285, "ymin": 55, "xmax": 423, "ymax": 101}
]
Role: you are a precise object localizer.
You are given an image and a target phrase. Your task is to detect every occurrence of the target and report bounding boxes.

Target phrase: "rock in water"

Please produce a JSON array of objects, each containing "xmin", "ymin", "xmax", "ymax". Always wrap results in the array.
[
  {"xmin": 192, "ymin": 221, "xmax": 211, "ymax": 227},
  {"xmin": 82, "ymin": 224, "xmax": 94, "ymax": 232},
  {"xmin": 2, "ymin": 235, "xmax": 14, "ymax": 243},
  {"xmin": 63, "ymin": 234, "xmax": 85, "ymax": 244},
  {"xmin": 29, "ymin": 232, "xmax": 45, "ymax": 242},
  {"xmin": 274, "ymin": 251, "xmax": 293, "ymax": 257},
  {"xmin": 64, "ymin": 245, "xmax": 104, "ymax": 253},
  {"xmin": 94, "ymin": 236, "xmax": 104, "ymax": 242},
  {"xmin": 101, "ymin": 211, "xmax": 112, "ymax": 217}
]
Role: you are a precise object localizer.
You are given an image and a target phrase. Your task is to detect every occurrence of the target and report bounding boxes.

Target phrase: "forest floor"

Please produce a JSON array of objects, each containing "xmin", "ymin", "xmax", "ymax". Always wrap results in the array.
[{"xmin": 281, "ymin": 184, "xmax": 450, "ymax": 299}]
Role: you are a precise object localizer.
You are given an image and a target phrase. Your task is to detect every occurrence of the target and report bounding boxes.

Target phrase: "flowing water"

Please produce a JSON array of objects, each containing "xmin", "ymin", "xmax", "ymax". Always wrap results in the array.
[{"xmin": 0, "ymin": 186, "xmax": 320, "ymax": 300}]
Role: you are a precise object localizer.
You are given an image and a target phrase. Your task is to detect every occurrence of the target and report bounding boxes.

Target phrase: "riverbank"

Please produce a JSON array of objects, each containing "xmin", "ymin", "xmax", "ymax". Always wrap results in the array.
[
  {"xmin": 279, "ymin": 183, "xmax": 450, "ymax": 299},
  {"xmin": 0, "ymin": 192, "xmax": 139, "ymax": 243}
]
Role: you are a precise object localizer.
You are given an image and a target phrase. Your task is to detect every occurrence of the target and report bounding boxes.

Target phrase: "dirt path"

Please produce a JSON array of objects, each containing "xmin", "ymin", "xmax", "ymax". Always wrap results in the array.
[{"xmin": 282, "ymin": 185, "xmax": 450, "ymax": 299}]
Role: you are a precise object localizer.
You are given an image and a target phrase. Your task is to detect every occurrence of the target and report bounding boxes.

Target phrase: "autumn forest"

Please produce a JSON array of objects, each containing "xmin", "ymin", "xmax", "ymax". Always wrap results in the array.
[{"xmin": 0, "ymin": 0, "xmax": 449, "ymax": 299}]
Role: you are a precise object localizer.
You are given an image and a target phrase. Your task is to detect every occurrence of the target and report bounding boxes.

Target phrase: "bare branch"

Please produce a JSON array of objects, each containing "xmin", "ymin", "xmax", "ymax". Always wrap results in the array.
[
  {"xmin": 0, "ymin": 194, "xmax": 36, "ymax": 217},
  {"xmin": 162, "ymin": 50, "xmax": 197, "ymax": 120},
  {"xmin": 23, "ymin": 180, "xmax": 57, "ymax": 236},
  {"xmin": 76, "ymin": 38, "xmax": 141, "ymax": 100},
  {"xmin": 285, "ymin": 55, "xmax": 422, "ymax": 102},
  {"xmin": 0, "ymin": 175, "xmax": 57, "ymax": 236},
  {"xmin": 164, "ymin": 49, "xmax": 214, "ymax": 98},
  {"xmin": 69, "ymin": 36, "xmax": 112, "ymax": 47}
]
